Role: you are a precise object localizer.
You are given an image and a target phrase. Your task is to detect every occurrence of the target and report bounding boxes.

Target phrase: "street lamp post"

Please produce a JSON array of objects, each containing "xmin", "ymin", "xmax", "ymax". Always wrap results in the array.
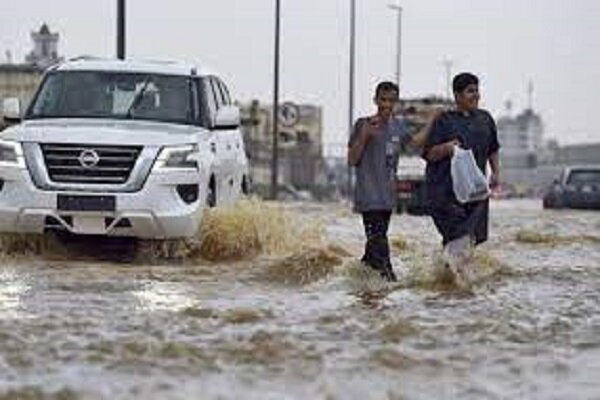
[
  {"xmin": 117, "ymin": 0, "xmax": 126, "ymax": 60},
  {"xmin": 271, "ymin": 0, "xmax": 281, "ymax": 200},
  {"xmin": 388, "ymin": 3, "xmax": 402, "ymax": 88},
  {"xmin": 442, "ymin": 57, "xmax": 453, "ymax": 100},
  {"xmin": 347, "ymin": 0, "xmax": 356, "ymax": 198}
]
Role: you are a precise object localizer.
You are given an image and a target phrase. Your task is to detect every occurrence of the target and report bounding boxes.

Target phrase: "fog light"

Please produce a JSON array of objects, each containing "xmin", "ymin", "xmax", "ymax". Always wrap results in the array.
[{"xmin": 176, "ymin": 184, "xmax": 199, "ymax": 204}]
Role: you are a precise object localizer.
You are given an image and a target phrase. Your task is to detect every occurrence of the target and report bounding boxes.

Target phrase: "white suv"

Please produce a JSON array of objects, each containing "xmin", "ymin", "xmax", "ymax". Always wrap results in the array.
[{"xmin": 0, "ymin": 58, "xmax": 249, "ymax": 238}]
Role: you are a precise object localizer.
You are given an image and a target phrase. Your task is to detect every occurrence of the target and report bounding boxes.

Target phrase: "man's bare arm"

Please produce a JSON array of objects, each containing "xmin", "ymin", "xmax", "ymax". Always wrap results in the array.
[
  {"xmin": 347, "ymin": 117, "xmax": 379, "ymax": 166},
  {"xmin": 425, "ymin": 139, "xmax": 459, "ymax": 162},
  {"xmin": 347, "ymin": 130, "xmax": 369, "ymax": 166},
  {"xmin": 409, "ymin": 109, "xmax": 443, "ymax": 148},
  {"xmin": 489, "ymin": 152, "xmax": 500, "ymax": 188}
]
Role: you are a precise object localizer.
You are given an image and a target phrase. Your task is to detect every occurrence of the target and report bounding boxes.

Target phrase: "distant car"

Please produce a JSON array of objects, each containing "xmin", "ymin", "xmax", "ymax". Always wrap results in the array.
[{"xmin": 543, "ymin": 166, "xmax": 600, "ymax": 210}]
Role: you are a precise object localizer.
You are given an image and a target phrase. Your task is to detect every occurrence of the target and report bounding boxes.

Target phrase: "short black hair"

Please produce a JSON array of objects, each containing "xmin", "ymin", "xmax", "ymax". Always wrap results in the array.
[
  {"xmin": 452, "ymin": 73, "xmax": 479, "ymax": 94},
  {"xmin": 375, "ymin": 81, "xmax": 399, "ymax": 98}
]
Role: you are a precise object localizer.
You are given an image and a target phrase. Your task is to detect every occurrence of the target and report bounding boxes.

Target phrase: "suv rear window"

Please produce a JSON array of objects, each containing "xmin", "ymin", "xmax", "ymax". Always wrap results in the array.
[{"xmin": 567, "ymin": 170, "xmax": 600, "ymax": 185}]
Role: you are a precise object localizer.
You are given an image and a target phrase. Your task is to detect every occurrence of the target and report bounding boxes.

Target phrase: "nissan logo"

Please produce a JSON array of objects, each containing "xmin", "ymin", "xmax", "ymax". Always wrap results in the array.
[{"xmin": 78, "ymin": 149, "xmax": 100, "ymax": 168}]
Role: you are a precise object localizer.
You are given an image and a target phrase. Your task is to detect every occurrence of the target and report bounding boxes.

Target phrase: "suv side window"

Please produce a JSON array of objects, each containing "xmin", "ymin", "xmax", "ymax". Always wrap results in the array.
[
  {"xmin": 202, "ymin": 77, "xmax": 217, "ymax": 113},
  {"xmin": 208, "ymin": 77, "xmax": 223, "ymax": 110},
  {"xmin": 197, "ymin": 77, "xmax": 217, "ymax": 128},
  {"xmin": 216, "ymin": 79, "xmax": 231, "ymax": 106},
  {"xmin": 188, "ymin": 78, "xmax": 200, "ymax": 124}
]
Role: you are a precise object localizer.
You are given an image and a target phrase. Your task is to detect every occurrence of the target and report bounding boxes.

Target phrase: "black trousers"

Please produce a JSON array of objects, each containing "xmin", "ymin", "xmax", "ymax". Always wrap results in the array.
[
  {"xmin": 361, "ymin": 210, "xmax": 392, "ymax": 271},
  {"xmin": 429, "ymin": 199, "xmax": 489, "ymax": 246}
]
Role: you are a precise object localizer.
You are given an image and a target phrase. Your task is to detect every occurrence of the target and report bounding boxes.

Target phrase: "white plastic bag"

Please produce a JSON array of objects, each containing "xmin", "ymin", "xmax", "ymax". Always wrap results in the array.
[{"xmin": 451, "ymin": 146, "xmax": 490, "ymax": 203}]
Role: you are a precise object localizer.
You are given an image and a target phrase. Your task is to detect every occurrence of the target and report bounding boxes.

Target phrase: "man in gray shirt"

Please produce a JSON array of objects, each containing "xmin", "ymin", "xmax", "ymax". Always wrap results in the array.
[{"xmin": 348, "ymin": 81, "xmax": 438, "ymax": 281}]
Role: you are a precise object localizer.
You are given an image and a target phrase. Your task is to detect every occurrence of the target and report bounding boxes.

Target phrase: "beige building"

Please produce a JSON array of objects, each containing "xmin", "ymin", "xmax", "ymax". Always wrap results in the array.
[
  {"xmin": 497, "ymin": 106, "xmax": 544, "ymax": 169},
  {"xmin": 0, "ymin": 64, "xmax": 42, "ymax": 112},
  {"xmin": 238, "ymin": 99, "xmax": 326, "ymax": 198},
  {"xmin": 0, "ymin": 24, "xmax": 63, "ymax": 122}
]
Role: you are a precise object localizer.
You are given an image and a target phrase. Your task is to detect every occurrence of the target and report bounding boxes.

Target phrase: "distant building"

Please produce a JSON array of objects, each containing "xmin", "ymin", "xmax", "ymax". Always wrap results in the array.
[
  {"xmin": 0, "ymin": 64, "xmax": 41, "ymax": 114},
  {"xmin": 25, "ymin": 23, "xmax": 63, "ymax": 69},
  {"xmin": 0, "ymin": 24, "xmax": 63, "ymax": 121},
  {"xmin": 497, "ymin": 103, "xmax": 544, "ymax": 169},
  {"xmin": 238, "ymin": 100, "xmax": 327, "ymax": 198},
  {"xmin": 554, "ymin": 143, "xmax": 600, "ymax": 165}
]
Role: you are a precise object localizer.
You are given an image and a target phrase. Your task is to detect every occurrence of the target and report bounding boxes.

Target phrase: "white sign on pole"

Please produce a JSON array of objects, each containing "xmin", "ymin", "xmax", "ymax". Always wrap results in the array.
[{"xmin": 278, "ymin": 102, "xmax": 300, "ymax": 127}]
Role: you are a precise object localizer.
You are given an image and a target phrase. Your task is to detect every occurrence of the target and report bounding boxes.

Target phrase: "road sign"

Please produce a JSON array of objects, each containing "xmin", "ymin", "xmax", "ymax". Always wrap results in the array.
[{"xmin": 278, "ymin": 102, "xmax": 300, "ymax": 127}]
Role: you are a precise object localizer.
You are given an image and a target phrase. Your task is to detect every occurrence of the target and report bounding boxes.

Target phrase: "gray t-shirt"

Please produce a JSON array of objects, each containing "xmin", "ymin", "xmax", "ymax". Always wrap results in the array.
[{"xmin": 349, "ymin": 116, "xmax": 410, "ymax": 212}]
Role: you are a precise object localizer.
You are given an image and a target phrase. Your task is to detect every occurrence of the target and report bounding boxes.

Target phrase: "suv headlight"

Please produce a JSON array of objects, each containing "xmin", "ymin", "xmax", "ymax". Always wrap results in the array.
[
  {"xmin": 0, "ymin": 139, "xmax": 25, "ymax": 168},
  {"xmin": 153, "ymin": 144, "xmax": 199, "ymax": 171}
]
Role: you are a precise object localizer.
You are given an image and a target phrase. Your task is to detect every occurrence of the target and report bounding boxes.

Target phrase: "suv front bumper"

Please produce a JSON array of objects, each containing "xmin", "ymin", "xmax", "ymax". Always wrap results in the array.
[{"xmin": 0, "ymin": 167, "xmax": 209, "ymax": 239}]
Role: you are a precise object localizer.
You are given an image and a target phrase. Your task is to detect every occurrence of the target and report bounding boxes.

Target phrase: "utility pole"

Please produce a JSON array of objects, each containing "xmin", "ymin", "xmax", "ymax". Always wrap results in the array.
[
  {"xmin": 388, "ymin": 3, "xmax": 402, "ymax": 88},
  {"xmin": 347, "ymin": 0, "xmax": 356, "ymax": 198},
  {"xmin": 442, "ymin": 57, "xmax": 453, "ymax": 100},
  {"xmin": 117, "ymin": 0, "xmax": 126, "ymax": 60},
  {"xmin": 270, "ymin": 0, "xmax": 281, "ymax": 200}
]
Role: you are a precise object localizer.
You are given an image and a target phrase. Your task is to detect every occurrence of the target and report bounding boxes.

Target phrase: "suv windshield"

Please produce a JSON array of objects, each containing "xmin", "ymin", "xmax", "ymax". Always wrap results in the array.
[
  {"xmin": 567, "ymin": 170, "xmax": 600, "ymax": 186},
  {"xmin": 27, "ymin": 71, "xmax": 197, "ymax": 125}
]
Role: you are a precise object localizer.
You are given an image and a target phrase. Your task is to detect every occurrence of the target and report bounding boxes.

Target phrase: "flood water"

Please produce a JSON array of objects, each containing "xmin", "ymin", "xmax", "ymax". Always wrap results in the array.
[{"xmin": 0, "ymin": 199, "xmax": 598, "ymax": 400}]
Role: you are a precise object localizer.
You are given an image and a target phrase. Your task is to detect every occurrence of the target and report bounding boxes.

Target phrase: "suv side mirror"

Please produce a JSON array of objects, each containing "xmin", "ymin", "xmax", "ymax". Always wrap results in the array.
[
  {"xmin": 2, "ymin": 98, "xmax": 22, "ymax": 124},
  {"xmin": 214, "ymin": 106, "xmax": 240, "ymax": 130}
]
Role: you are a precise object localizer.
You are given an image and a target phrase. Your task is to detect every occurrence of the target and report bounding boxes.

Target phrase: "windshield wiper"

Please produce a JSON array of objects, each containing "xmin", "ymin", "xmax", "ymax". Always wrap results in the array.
[{"xmin": 125, "ymin": 79, "xmax": 151, "ymax": 118}]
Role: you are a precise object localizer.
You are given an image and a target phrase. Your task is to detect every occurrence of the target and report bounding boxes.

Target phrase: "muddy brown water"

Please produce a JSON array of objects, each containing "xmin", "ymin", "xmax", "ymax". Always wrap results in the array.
[{"xmin": 0, "ymin": 199, "xmax": 598, "ymax": 399}]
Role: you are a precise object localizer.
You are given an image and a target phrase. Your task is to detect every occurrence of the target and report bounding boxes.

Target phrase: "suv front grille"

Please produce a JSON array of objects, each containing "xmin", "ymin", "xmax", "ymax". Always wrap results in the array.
[{"xmin": 41, "ymin": 143, "xmax": 142, "ymax": 185}]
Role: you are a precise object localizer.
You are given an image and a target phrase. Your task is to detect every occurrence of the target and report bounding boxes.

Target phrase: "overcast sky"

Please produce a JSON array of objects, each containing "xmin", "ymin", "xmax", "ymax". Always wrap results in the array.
[{"xmin": 1, "ymin": 0, "xmax": 598, "ymax": 152}]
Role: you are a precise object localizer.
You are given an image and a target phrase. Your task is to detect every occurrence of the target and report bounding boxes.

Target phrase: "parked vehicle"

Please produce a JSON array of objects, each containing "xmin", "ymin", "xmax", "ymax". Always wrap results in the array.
[
  {"xmin": 0, "ymin": 57, "xmax": 249, "ymax": 238},
  {"xmin": 396, "ymin": 154, "xmax": 427, "ymax": 215},
  {"xmin": 543, "ymin": 165, "xmax": 600, "ymax": 210},
  {"xmin": 394, "ymin": 97, "xmax": 453, "ymax": 215}
]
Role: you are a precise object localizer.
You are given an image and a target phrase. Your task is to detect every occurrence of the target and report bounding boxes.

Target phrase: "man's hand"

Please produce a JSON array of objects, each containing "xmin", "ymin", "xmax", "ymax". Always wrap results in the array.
[
  {"xmin": 488, "ymin": 152, "xmax": 500, "ymax": 190},
  {"xmin": 489, "ymin": 171, "xmax": 500, "ymax": 189},
  {"xmin": 362, "ymin": 115, "xmax": 383, "ymax": 141},
  {"xmin": 426, "ymin": 139, "xmax": 460, "ymax": 162},
  {"xmin": 348, "ymin": 115, "xmax": 383, "ymax": 166}
]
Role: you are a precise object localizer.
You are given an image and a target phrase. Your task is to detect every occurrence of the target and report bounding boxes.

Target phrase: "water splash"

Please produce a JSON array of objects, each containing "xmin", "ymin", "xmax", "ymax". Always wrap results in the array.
[
  {"xmin": 344, "ymin": 259, "xmax": 393, "ymax": 294},
  {"xmin": 0, "ymin": 199, "xmax": 328, "ymax": 265},
  {"xmin": 259, "ymin": 245, "xmax": 344, "ymax": 286},
  {"xmin": 190, "ymin": 198, "xmax": 324, "ymax": 262},
  {"xmin": 390, "ymin": 234, "xmax": 409, "ymax": 252},
  {"xmin": 515, "ymin": 229, "xmax": 600, "ymax": 246},
  {"xmin": 0, "ymin": 233, "xmax": 48, "ymax": 260}
]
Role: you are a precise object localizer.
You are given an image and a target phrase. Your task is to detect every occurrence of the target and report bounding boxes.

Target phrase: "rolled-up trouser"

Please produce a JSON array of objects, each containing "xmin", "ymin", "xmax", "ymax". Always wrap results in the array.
[{"xmin": 361, "ymin": 210, "xmax": 392, "ymax": 271}]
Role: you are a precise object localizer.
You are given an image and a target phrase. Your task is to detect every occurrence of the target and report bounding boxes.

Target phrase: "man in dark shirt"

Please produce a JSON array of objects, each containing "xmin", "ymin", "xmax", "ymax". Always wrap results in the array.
[
  {"xmin": 348, "ymin": 81, "xmax": 438, "ymax": 282},
  {"xmin": 423, "ymin": 73, "xmax": 500, "ymax": 264}
]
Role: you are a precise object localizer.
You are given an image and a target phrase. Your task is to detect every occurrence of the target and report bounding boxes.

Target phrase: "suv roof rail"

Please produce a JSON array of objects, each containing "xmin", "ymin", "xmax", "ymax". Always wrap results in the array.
[
  {"xmin": 137, "ymin": 58, "xmax": 199, "ymax": 75},
  {"xmin": 67, "ymin": 55, "xmax": 105, "ymax": 62}
]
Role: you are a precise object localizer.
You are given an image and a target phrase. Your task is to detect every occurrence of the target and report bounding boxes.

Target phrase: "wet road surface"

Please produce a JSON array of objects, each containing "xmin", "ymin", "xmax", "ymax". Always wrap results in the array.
[{"xmin": 0, "ymin": 199, "xmax": 598, "ymax": 399}]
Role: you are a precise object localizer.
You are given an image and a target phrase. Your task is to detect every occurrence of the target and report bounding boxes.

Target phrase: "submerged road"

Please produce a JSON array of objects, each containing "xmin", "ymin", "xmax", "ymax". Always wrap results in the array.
[{"xmin": 0, "ymin": 199, "xmax": 598, "ymax": 399}]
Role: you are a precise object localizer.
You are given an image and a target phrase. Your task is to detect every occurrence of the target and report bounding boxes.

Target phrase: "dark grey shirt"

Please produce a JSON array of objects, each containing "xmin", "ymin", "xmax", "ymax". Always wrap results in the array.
[
  {"xmin": 349, "ymin": 116, "xmax": 410, "ymax": 212},
  {"xmin": 424, "ymin": 109, "xmax": 500, "ymax": 207}
]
